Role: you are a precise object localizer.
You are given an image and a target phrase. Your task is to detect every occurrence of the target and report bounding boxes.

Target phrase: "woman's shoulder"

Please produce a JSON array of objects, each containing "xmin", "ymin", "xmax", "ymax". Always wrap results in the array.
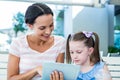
[
  {"xmin": 54, "ymin": 35, "xmax": 65, "ymax": 40},
  {"xmin": 11, "ymin": 35, "xmax": 27, "ymax": 44},
  {"xmin": 53, "ymin": 35, "xmax": 66, "ymax": 48},
  {"xmin": 53, "ymin": 35, "xmax": 65, "ymax": 42},
  {"xmin": 14, "ymin": 35, "xmax": 27, "ymax": 40}
]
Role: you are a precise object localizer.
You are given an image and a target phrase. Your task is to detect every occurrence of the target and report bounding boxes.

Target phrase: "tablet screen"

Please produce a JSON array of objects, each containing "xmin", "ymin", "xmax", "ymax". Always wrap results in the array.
[{"xmin": 42, "ymin": 63, "xmax": 80, "ymax": 80}]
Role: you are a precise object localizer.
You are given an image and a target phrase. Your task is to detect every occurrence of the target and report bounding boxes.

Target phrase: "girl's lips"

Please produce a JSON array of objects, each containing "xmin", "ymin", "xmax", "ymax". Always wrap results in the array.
[{"xmin": 74, "ymin": 60, "xmax": 80, "ymax": 62}]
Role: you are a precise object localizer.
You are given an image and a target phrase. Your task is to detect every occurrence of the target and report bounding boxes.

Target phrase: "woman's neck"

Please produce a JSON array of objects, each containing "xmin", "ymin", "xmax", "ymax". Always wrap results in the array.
[
  {"xmin": 27, "ymin": 34, "xmax": 54, "ymax": 53},
  {"xmin": 28, "ymin": 34, "xmax": 50, "ymax": 46}
]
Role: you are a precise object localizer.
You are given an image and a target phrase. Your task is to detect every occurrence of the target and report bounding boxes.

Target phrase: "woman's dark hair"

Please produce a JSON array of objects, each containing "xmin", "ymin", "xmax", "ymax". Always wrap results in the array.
[
  {"xmin": 25, "ymin": 3, "xmax": 53, "ymax": 24},
  {"xmin": 66, "ymin": 31, "xmax": 100, "ymax": 65}
]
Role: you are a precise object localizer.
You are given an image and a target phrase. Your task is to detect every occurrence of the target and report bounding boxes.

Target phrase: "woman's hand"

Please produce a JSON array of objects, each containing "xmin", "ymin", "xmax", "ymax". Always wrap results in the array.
[
  {"xmin": 50, "ymin": 71, "xmax": 64, "ymax": 80},
  {"xmin": 36, "ymin": 66, "xmax": 42, "ymax": 76}
]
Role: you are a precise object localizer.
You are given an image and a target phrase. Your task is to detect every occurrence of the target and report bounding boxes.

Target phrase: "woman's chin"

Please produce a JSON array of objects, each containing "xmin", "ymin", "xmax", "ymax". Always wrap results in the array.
[
  {"xmin": 40, "ymin": 36, "xmax": 50, "ymax": 41},
  {"xmin": 43, "ymin": 36, "xmax": 50, "ymax": 40},
  {"xmin": 42, "ymin": 39, "xmax": 48, "ymax": 42}
]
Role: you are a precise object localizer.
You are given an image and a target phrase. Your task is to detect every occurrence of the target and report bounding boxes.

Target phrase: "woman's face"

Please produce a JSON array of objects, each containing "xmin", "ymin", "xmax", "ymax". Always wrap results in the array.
[
  {"xmin": 69, "ymin": 41, "xmax": 93, "ymax": 65},
  {"xmin": 29, "ymin": 14, "xmax": 54, "ymax": 41}
]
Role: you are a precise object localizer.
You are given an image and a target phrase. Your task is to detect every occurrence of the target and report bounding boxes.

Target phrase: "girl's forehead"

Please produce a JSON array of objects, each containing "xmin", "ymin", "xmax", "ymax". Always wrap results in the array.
[
  {"xmin": 69, "ymin": 41, "xmax": 88, "ymax": 52},
  {"xmin": 69, "ymin": 41, "xmax": 84, "ymax": 44},
  {"xmin": 69, "ymin": 41, "xmax": 85, "ymax": 48}
]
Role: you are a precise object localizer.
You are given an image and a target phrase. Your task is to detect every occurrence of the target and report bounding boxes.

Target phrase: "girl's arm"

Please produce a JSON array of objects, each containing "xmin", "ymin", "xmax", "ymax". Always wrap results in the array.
[
  {"xmin": 102, "ymin": 64, "xmax": 112, "ymax": 80},
  {"xmin": 7, "ymin": 54, "xmax": 39, "ymax": 80}
]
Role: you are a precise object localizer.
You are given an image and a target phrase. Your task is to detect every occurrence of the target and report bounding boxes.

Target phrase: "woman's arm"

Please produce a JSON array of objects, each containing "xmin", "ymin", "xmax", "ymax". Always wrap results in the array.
[
  {"xmin": 56, "ymin": 53, "xmax": 64, "ymax": 63},
  {"xmin": 7, "ymin": 54, "xmax": 38, "ymax": 80},
  {"xmin": 50, "ymin": 53, "xmax": 64, "ymax": 80}
]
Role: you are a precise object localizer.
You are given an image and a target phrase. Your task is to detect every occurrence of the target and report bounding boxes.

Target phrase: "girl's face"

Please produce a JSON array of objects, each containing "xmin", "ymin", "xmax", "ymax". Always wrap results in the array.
[
  {"xmin": 69, "ymin": 41, "xmax": 93, "ymax": 65},
  {"xmin": 28, "ymin": 14, "xmax": 54, "ymax": 41}
]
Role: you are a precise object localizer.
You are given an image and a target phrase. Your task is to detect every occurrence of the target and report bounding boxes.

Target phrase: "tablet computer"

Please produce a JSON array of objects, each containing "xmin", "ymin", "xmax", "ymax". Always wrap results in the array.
[{"xmin": 42, "ymin": 63, "xmax": 80, "ymax": 80}]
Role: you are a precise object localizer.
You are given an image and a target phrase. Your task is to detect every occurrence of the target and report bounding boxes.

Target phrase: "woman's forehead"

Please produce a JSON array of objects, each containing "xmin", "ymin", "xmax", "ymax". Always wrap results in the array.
[{"xmin": 35, "ymin": 14, "xmax": 53, "ymax": 23}]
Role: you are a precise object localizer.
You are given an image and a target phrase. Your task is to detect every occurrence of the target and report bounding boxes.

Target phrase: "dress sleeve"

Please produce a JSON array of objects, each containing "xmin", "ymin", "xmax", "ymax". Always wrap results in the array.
[
  {"xmin": 94, "ymin": 62, "xmax": 112, "ymax": 80},
  {"xmin": 9, "ymin": 38, "xmax": 21, "ymax": 57}
]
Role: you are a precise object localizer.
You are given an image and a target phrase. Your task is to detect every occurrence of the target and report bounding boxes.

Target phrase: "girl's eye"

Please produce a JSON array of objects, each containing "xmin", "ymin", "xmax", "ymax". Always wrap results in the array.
[
  {"xmin": 39, "ymin": 26, "xmax": 46, "ymax": 30},
  {"xmin": 70, "ymin": 52, "xmax": 74, "ymax": 54},
  {"xmin": 76, "ymin": 51, "xmax": 82, "ymax": 54},
  {"xmin": 77, "ymin": 52, "xmax": 81, "ymax": 54},
  {"xmin": 76, "ymin": 50, "xmax": 82, "ymax": 54}
]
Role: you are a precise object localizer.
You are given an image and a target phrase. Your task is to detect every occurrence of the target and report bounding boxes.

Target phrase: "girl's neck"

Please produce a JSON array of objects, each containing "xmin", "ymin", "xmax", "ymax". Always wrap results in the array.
[{"xmin": 80, "ymin": 62, "xmax": 94, "ymax": 73}]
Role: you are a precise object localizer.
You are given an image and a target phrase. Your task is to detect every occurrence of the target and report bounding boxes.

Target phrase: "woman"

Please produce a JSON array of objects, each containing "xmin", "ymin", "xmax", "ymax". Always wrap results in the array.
[{"xmin": 7, "ymin": 3, "xmax": 65, "ymax": 80}]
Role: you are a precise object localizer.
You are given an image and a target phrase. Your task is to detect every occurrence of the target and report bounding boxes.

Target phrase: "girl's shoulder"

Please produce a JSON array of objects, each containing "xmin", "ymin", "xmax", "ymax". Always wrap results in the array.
[
  {"xmin": 95, "ymin": 61, "xmax": 105, "ymax": 68},
  {"xmin": 91, "ymin": 61, "xmax": 105, "ymax": 73},
  {"xmin": 88, "ymin": 61, "xmax": 105, "ymax": 74},
  {"xmin": 94, "ymin": 61, "xmax": 112, "ymax": 80},
  {"xmin": 77, "ymin": 61, "xmax": 106, "ymax": 80}
]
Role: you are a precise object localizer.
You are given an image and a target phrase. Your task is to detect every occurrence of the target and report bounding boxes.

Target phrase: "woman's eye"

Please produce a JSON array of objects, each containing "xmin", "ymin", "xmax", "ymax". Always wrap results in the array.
[
  {"xmin": 39, "ymin": 26, "xmax": 46, "ymax": 30},
  {"xmin": 50, "ymin": 24, "xmax": 53, "ymax": 28}
]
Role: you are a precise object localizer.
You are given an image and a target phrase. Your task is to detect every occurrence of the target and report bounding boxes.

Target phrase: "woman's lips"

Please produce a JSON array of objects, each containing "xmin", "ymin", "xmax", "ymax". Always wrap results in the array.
[{"xmin": 44, "ymin": 35, "xmax": 49, "ymax": 38}]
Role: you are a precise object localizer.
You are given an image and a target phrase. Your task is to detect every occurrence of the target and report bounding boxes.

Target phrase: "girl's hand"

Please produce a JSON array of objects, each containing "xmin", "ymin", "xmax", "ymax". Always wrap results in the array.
[{"xmin": 50, "ymin": 71, "xmax": 64, "ymax": 80}]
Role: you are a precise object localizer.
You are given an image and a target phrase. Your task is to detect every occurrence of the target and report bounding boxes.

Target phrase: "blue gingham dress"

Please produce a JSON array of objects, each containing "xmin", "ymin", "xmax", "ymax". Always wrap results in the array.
[{"xmin": 77, "ymin": 61, "xmax": 105, "ymax": 80}]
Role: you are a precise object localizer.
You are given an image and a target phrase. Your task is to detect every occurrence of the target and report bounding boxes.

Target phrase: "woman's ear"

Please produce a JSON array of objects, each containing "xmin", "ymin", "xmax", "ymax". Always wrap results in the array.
[
  {"xmin": 27, "ymin": 24, "xmax": 33, "ymax": 30},
  {"xmin": 88, "ymin": 47, "xmax": 94, "ymax": 55}
]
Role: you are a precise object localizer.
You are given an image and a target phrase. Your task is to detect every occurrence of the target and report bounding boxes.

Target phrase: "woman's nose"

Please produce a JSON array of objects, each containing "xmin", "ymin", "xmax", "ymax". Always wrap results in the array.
[{"xmin": 45, "ymin": 28, "xmax": 51, "ymax": 35}]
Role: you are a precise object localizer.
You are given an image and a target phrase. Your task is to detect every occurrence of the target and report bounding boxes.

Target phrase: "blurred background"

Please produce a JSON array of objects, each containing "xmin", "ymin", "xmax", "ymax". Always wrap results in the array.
[
  {"xmin": 0, "ymin": 0, "xmax": 120, "ymax": 80},
  {"xmin": 0, "ymin": 0, "xmax": 120, "ymax": 56}
]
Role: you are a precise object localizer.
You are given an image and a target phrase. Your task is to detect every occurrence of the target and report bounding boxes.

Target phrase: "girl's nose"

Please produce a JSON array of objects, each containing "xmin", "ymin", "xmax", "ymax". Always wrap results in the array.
[{"xmin": 72, "ymin": 53, "xmax": 78, "ymax": 59}]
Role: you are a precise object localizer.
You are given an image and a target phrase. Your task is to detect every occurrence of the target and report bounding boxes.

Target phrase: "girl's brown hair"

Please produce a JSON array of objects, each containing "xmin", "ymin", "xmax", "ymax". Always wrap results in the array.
[{"xmin": 66, "ymin": 31, "xmax": 100, "ymax": 65}]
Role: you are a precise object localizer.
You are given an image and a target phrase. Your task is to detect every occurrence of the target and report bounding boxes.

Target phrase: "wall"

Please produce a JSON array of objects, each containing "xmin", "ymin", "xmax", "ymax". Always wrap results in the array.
[
  {"xmin": 115, "ymin": 14, "xmax": 120, "ymax": 26},
  {"xmin": 64, "ymin": 5, "xmax": 114, "ymax": 56}
]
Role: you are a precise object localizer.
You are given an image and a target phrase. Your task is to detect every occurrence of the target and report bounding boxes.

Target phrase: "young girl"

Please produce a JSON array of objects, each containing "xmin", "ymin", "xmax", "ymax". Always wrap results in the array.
[{"xmin": 50, "ymin": 31, "xmax": 112, "ymax": 80}]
